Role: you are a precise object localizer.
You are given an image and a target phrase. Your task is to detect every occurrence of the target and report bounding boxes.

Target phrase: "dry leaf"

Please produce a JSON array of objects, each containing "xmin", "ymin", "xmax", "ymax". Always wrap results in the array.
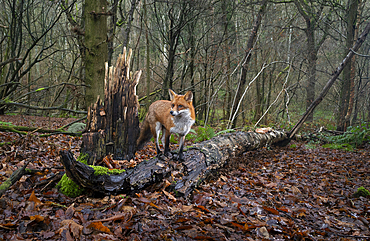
[
  {"xmin": 262, "ymin": 206, "xmax": 279, "ymax": 215},
  {"xmin": 291, "ymin": 186, "xmax": 301, "ymax": 195},
  {"xmin": 59, "ymin": 220, "xmax": 83, "ymax": 239},
  {"xmin": 220, "ymin": 175, "xmax": 228, "ymax": 182},
  {"xmin": 28, "ymin": 190, "xmax": 42, "ymax": 205},
  {"xmin": 29, "ymin": 214, "xmax": 44, "ymax": 222},
  {"xmin": 163, "ymin": 190, "xmax": 177, "ymax": 201},
  {"xmin": 257, "ymin": 226, "xmax": 270, "ymax": 239},
  {"xmin": 87, "ymin": 221, "xmax": 111, "ymax": 233},
  {"xmin": 181, "ymin": 205, "xmax": 194, "ymax": 212}
]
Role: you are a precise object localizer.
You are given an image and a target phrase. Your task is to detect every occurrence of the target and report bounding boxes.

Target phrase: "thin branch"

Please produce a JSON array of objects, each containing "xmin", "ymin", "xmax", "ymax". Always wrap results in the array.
[
  {"xmin": 255, "ymin": 62, "xmax": 292, "ymax": 127},
  {"xmin": 229, "ymin": 63, "xmax": 267, "ymax": 129},
  {"xmin": 350, "ymin": 48, "xmax": 370, "ymax": 57},
  {"xmin": 0, "ymin": 57, "xmax": 22, "ymax": 68}
]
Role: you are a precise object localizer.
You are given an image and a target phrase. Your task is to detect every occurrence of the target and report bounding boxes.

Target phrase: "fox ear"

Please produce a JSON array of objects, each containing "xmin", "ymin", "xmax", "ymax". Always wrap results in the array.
[
  {"xmin": 184, "ymin": 91, "xmax": 193, "ymax": 102},
  {"xmin": 168, "ymin": 89, "xmax": 177, "ymax": 100}
]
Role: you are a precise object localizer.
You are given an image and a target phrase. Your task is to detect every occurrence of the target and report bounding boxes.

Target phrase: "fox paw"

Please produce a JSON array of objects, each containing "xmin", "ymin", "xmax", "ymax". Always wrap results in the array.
[{"xmin": 172, "ymin": 153, "xmax": 184, "ymax": 161}]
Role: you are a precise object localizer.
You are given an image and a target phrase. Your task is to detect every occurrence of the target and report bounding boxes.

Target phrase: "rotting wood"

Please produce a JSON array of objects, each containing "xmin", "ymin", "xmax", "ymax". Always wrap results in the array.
[
  {"xmin": 82, "ymin": 48, "xmax": 142, "ymax": 164},
  {"xmin": 60, "ymin": 130, "xmax": 288, "ymax": 197}
]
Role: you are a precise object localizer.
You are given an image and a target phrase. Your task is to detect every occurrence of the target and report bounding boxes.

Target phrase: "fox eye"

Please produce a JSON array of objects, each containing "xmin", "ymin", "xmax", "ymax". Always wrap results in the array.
[
  {"xmin": 171, "ymin": 104, "xmax": 175, "ymax": 108},
  {"xmin": 178, "ymin": 105, "xmax": 183, "ymax": 108}
]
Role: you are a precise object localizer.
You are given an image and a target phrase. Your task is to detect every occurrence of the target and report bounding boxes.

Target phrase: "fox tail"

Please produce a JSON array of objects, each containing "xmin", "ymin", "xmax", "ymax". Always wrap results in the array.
[{"xmin": 136, "ymin": 116, "xmax": 152, "ymax": 150}]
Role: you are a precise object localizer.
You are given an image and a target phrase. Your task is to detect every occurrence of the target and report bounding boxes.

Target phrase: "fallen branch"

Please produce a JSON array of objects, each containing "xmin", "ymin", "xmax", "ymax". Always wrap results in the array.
[
  {"xmin": 0, "ymin": 101, "xmax": 87, "ymax": 115},
  {"xmin": 0, "ymin": 124, "xmax": 83, "ymax": 136},
  {"xmin": 0, "ymin": 160, "xmax": 38, "ymax": 198}
]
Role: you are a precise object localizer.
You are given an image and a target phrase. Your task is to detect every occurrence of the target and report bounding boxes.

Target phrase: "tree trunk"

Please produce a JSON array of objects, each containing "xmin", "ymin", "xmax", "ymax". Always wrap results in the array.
[
  {"xmin": 61, "ymin": 130, "xmax": 287, "ymax": 197},
  {"xmin": 107, "ymin": 0, "xmax": 118, "ymax": 67},
  {"xmin": 144, "ymin": 0, "xmax": 151, "ymax": 109},
  {"xmin": 81, "ymin": 48, "xmax": 141, "ymax": 164},
  {"xmin": 305, "ymin": 25, "xmax": 317, "ymax": 122},
  {"xmin": 122, "ymin": 0, "xmax": 139, "ymax": 49},
  {"xmin": 83, "ymin": 0, "xmax": 108, "ymax": 109},
  {"xmin": 337, "ymin": 0, "xmax": 359, "ymax": 131},
  {"xmin": 293, "ymin": 0, "xmax": 329, "ymax": 122},
  {"xmin": 229, "ymin": 0, "xmax": 267, "ymax": 128}
]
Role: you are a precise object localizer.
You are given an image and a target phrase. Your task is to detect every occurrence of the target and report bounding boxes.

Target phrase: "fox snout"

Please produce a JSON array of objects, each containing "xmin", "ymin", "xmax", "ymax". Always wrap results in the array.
[{"xmin": 170, "ymin": 110, "xmax": 179, "ymax": 116}]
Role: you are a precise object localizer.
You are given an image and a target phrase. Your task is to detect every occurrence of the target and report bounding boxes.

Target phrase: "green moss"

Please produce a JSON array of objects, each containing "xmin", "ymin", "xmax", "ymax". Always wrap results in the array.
[
  {"xmin": 56, "ymin": 174, "xmax": 85, "ymax": 198},
  {"xmin": 77, "ymin": 153, "xmax": 89, "ymax": 165},
  {"xmin": 91, "ymin": 165, "xmax": 110, "ymax": 175},
  {"xmin": 89, "ymin": 165, "xmax": 125, "ymax": 176},
  {"xmin": 0, "ymin": 121, "xmax": 15, "ymax": 127},
  {"xmin": 107, "ymin": 168, "xmax": 126, "ymax": 175},
  {"xmin": 0, "ymin": 179, "xmax": 12, "ymax": 190},
  {"xmin": 57, "ymin": 153, "xmax": 125, "ymax": 197},
  {"xmin": 353, "ymin": 186, "xmax": 370, "ymax": 198}
]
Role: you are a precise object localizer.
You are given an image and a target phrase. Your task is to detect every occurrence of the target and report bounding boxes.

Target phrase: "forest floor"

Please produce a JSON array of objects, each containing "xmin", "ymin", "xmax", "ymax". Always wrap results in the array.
[{"xmin": 0, "ymin": 115, "xmax": 369, "ymax": 240}]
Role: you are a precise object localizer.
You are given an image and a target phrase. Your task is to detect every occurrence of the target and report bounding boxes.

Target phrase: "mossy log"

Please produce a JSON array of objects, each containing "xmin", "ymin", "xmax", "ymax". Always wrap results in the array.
[{"xmin": 60, "ymin": 130, "xmax": 288, "ymax": 197}]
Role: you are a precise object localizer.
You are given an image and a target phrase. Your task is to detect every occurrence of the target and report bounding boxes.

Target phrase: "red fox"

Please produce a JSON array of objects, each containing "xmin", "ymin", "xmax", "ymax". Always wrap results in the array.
[{"xmin": 136, "ymin": 89, "xmax": 195, "ymax": 160}]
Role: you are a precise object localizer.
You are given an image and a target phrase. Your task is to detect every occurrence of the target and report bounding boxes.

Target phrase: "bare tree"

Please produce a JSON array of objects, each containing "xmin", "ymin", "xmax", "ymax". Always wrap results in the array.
[
  {"xmin": 0, "ymin": 0, "xmax": 74, "ymax": 114},
  {"xmin": 337, "ymin": 0, "xmax": 360, "ymax": 131},
  {"xmin": 294, "ymin": 0, "xmax": 330, "ymax": 122}
]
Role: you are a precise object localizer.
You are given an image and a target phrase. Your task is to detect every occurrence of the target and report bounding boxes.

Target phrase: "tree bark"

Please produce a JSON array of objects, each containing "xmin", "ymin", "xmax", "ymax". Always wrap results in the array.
[
  {"xmin": 107, "ymin": 0, "xmax": 119, "ymax": 67},
  {"xmin": 81, "ymin": 48, "xmax": 142, "ymax": 164},
  {"xmin": 337, "ymin": 0, "xmax": 360, "ymax": 131},
  {"xmin": 289, "ymin": 20, "xmax": 370, "ymax": 139},
  {"xmin": 122, "ymin": 0, "xmax": 139, "ymax": 49},
  {"xmin": 61, "ymin": 130, "xmax": 287, "ymax": 197},
  {"xmin": 83, "ymin": 0, "xmax": 108, "ymax": 109}
]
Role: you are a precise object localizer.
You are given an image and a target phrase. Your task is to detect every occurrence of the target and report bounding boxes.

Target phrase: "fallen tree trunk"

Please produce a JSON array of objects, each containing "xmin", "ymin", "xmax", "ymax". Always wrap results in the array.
[{"xmin": 60, "ymin": 130, "xmax": 287, "ymax": 197}]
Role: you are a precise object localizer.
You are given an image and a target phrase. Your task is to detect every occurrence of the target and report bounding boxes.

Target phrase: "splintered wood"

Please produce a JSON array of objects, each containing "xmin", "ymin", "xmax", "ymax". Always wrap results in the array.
[{"xmin": 82, "ymin": 48, "xmax": 142, "ymax": 164}]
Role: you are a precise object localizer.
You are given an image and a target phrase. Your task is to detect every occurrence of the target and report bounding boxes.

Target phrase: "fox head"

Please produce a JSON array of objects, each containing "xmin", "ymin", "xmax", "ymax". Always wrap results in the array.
[{"xmin": 169, "ymin": 89, "xmax": 193, "ymax": 117}]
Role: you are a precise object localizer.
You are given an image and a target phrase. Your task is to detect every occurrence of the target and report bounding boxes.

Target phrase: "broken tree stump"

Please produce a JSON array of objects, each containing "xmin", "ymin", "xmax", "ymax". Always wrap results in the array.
[
  {"xmin": 82, "ymin": 48, "xmax": 142, "ymax": 164},
  {"xmin": 61, "ymin": 130, "xmax": 288, "ymax": 197}
]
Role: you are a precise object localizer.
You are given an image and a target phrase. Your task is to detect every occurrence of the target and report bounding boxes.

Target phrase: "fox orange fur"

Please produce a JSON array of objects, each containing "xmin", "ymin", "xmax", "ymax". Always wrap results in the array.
[{"xmin": 136, "ymin": 89, "xmax": 195, "ymax": 160}]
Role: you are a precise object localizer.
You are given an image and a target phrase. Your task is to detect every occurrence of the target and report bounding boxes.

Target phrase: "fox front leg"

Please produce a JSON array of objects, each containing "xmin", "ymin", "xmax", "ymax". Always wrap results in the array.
[
  {"xmin": 154, "ymin": 122, "xmax": 162, "ymax": 156},
  {"xmin": 176, "ymin": 135, "xmax": 185, "ymax": 160},
  {"xmin": 163, "ymin": 129, "xmax": 171, "ymax": 156}
]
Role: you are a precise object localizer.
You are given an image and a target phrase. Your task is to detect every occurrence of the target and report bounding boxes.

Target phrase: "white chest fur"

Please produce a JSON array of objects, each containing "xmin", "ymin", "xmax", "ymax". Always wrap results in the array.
[{"xmin": 170, "ymin": 109, "xmax": 195, "ymax": 136}]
